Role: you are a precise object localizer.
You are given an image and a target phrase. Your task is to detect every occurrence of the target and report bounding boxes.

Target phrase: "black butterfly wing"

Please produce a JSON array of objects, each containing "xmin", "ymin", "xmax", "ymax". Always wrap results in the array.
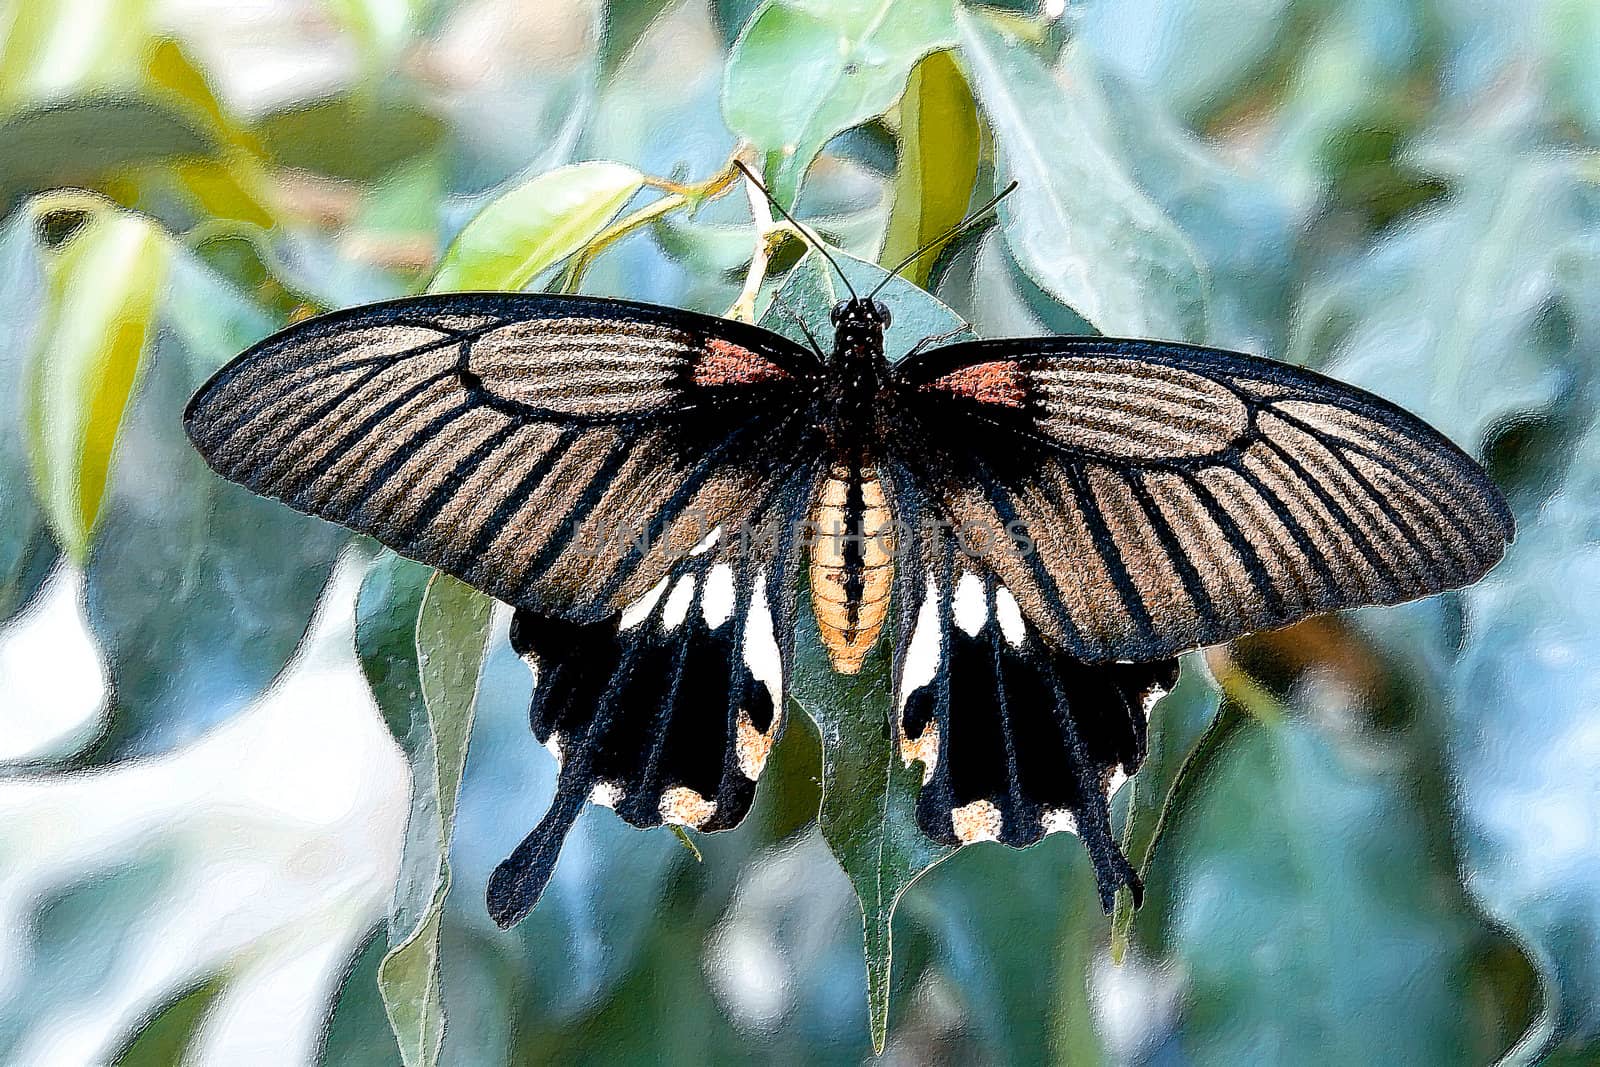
[
  {"xmin": 891, "ymin": 336, "xmax": 1514, "ymax": 665},
  {"xmin": 882, "ymin": 335, "xmax": 1511, "ymax": 908},
  {"xmin": 184, "ymin": 293, "xmax": 824, "ymax": 926},
  {"xmin": 184, "ymin": 292, "xmax": 822, "ymax": 624},
  {"xmin": 490, "ymin": 463, "xmax": 817, "ymax": 926},
  {"xmin": 884, "ymin": 467, "xmax": 1177, "ymax": 909}
]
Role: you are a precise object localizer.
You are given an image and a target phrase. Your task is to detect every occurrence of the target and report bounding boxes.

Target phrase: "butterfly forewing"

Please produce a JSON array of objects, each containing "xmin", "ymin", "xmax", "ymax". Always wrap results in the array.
[
  {"xmin": 184, "ymin": 293, "xmax": 822, "ymax": 622},
  {"xmin": 893, "ymin": 336, "xmax": 1514, "ymax": 664}
]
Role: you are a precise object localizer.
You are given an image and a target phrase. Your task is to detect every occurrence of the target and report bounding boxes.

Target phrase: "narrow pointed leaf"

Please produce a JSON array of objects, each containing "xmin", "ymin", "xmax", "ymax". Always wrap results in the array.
[
  {"xmin": 770, "ymin": 248, "xmax": 971, "ymax": 1052},
  {"xmin": 26, "ymin": 207, "xmax": 168, "ymax": 562},
  {"xmin": 372, "ymin": 568, "xmax": 493, "ymax": 1067}
]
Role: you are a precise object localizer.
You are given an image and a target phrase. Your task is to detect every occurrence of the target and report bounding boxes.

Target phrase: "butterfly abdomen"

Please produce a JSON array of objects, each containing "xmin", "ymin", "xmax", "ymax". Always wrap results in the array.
[{"xmin": 810, "ymin": 465, "xmax": 895, "ymax": 674}]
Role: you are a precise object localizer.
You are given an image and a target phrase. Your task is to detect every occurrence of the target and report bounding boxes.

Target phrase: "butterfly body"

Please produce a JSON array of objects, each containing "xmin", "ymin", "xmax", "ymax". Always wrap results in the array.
[{"xmin": 184, "ymin": 284, "xmax": 1512, "ymax": 929}]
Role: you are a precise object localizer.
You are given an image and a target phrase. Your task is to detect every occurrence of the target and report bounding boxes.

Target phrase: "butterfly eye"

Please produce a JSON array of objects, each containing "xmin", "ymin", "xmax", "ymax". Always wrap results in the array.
[
  {"xmin": 830, "ymin": 300, "xmax": 849, "ymax": 325},
  {"xmin": 871, "ymin": 300, "xmax": 891, "ymax": 326}
]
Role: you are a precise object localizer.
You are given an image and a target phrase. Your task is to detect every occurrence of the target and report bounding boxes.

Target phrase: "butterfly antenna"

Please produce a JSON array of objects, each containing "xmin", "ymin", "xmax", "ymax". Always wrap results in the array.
[
  {"xmin": 868, "ymin": 181, "xmax": 1019, "ymax": 300},
  {"xmin": 768, "ymin": 291, "xmax": 828, "ymax": 359},
  {"xmin": 734, "ymin": 160, "xmax": 859, "ymax": 302}
]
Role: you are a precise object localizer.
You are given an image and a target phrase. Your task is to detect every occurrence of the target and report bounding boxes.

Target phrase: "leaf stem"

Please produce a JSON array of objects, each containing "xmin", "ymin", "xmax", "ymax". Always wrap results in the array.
[
  {"xmin": 725, "ymin": 163, "xmax": 813, "ymax": 322},
  {"xmin": 559, "ymin": 151, "xmax": 748, "ymax": 295}
]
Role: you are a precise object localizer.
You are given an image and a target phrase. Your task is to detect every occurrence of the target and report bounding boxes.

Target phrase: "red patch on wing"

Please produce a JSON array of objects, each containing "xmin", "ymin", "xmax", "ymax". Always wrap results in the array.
[
  {"xmin": 926, "ymin": 361, "xmax": 1027, "ymax": 407},
  {"xmin": 693, "ymin": 338, "xmax": 790, "ymax": 386}
]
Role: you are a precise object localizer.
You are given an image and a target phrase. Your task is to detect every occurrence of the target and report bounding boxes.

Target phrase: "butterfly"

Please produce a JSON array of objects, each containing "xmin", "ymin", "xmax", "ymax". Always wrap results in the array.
[{"xmin": 183, "ymin": 182, "xmax": 1512, "ymax": 929}]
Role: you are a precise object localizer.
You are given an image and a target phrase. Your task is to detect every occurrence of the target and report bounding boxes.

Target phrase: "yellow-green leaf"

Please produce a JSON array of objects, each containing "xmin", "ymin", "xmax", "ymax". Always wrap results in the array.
[
  {"xmin": 880, "ymin": 49, "xmax": 980, "ymax": 289},
  {"xmin": 26, "ymin": 207, "xmax": 168, "ymax": 562},
  {"xmin": 0, "ymin": 0, "xmax": 156, "ymax": 109},
  {"xmin": 376, "ymin": 570, "xmax": 493, "ymax": 1067},
  {"xmin": 427, "ymin": 162, "xmax": 644, "ymax": 293}
]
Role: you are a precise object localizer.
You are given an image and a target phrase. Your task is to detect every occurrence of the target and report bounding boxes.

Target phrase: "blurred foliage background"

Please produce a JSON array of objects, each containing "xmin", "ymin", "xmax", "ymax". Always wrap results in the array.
[{"xmin": 0, "ymin": 0, "xmax": 1598, "ymax": 1063}]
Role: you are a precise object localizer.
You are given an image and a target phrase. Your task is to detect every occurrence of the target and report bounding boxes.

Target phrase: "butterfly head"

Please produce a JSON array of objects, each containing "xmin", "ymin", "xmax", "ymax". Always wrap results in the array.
[
  {"xmin": 831, "ymin": 298, "xmax": 891, "ymax": 330},
  {"xmin": 830, "ymin": 298, "xmax": 891, "ymax": 365}
]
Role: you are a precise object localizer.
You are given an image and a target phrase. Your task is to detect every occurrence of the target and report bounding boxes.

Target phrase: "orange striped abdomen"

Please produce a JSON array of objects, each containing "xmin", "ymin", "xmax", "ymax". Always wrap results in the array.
[{"xmin": 809, "ymin": 466, "xmax": 895, "ymax": 674}]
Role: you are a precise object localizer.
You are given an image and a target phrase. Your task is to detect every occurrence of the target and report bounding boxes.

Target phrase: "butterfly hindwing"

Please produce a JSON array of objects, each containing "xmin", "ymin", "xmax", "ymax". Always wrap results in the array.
[
  {"xmin": 183, "ymin": 293, "xmax": 822, "ymax": 623},
  {"xmin": 892, "ymin": 336, "xmax": 1514, "ymax": 663},
  {"xmin": 485, "ymin": 468, "xmax": 814, "ymax": 927},
  {"xmin": 889, "ymin": 476, "xmax": 1178, "ymax": 909}
]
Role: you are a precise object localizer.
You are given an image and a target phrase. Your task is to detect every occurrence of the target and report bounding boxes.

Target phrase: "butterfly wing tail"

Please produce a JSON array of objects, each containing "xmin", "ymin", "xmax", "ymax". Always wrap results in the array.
[{"xmin": 487, "ymin": 773, "xmax": 587, "ymax": 928}]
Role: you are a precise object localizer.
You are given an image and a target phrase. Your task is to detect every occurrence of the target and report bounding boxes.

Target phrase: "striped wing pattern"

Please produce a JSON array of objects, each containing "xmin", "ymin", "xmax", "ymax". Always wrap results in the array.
[
  {"xmin": 186, "ymin": 293, "xmax": 825, "ymax": 927},
  {"xmin": 188, "ymin": 290, "xmax": 1516, "ymax": 924},
  {"xmin": 897, "ymin": 337, "xmax": 1514, "ymax": 664},
  {"xmin": 184, "ymin": 293, "xmax": 819, "ymax": 623}
]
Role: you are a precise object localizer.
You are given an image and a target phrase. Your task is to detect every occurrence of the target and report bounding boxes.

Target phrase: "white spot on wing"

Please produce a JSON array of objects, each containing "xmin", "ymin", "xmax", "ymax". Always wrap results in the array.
[
  {"xmin": 691, "ymin": 526, "xmax": 721, "ymax": 555},
  {"xmin": 702, "ymin": 563, "xmax": 735, "ymax": 630},
  {"xmin": 1106, "ymin": 767, "xmax": 1129, "ymax": 798},
  {"xmin": 897, "ymin": 572, "xmax": 942, "ymax": 715},
  {"xmin": 994, "ymin": 585, "xmax": 1027, "ymax": 646},
  {"xmin": 1142, "ymin": 686, "xmax": 1168, "ymax": 724},
  {"xmin": 544, "ymin": 734, "xmax": 563, "ymax": 767},
  {"xmin": 662, "ymin": 574, "xmax": 696, "ymax": 631},
  {"xmin": 590, "ymin": 781, "xmax": 623, "ymax": 808},
  {"xmin": 742, "ymin": 571, "xmax": 783, "ymax": 713},
  {"xmin": 951, "ymin": 799, "xmax": 1002, "ymax": 843},
  {"xmin": 620, "ymin": 575, "xmax": 670, "ymax": 630},
  {"xmin": 951, "ymin": 571, "xmax": 987, "ymax": 636},
  {"xmin": 1042, "ymin": 808, "xmax": 1079, "ymax": 836},
  {"xmin": 659, "ymin": 785, "xmax": 716, "ymax": 827}
]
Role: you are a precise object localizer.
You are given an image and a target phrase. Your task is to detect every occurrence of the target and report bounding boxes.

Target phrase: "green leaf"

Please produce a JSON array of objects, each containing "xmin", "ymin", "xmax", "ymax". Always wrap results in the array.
[
  {"xmin": 0, "ymin": 98, "xmax": 216, "ymax": 211},
  {"xmin": 879, "ymin": 49, "xmax": 980, "ymax": 289},
  {"xmin": 1108, "ymin": 657, "xmax": 1230, "ymax": 958},
  {"xmin": 427, "ymin": 161, "xmax": 644, "ymax": 293},
  {"xmin": 1293, "ymin": 150, "xmax": 1591, "ymax": 449},
  {"xmin": 25, "ymin": 206, "xmax": 169, "ymax": 562},
  {"xmin": 723, "ymin": 0, "xmax": 957, "ymax": 203},
  {"xmin": 599, "ymin": 0, "xmax": 670, "ymax": 79},
  {"xmin": 0, "ymin": 0, "xmax": 157, "ymax": 108},
  {"xmin": 355, "ymin": 552, "xmax": 435, "ymax": 746},
  {"xmin": 109, "ymin": 975, "xmax": 227, "ymax": 1067},
  {"xmin": 373, "ymin": 569, "xmax": 494, "ymax": 1067},
  {"xmin": 0, "ymin": 211, "xmax": 56, "ymax": 623},
  {"xmin": 766, "ymin": 246, "xmax": 973, "ymax": 1053},
  {"xmin": 1159, "ymin": 709, "xmax": 1536, "ymax": 1063},
  {"xmin": 76, "ymin": 243, "xmax": 336, "ymax": 762},
  {"xmin": 956, "ymin": 13, "xmax": 1210, "ymax": 341},
  {"xmin": 252, "ymin": 94, "xmax": 448, "ymax": 185}
]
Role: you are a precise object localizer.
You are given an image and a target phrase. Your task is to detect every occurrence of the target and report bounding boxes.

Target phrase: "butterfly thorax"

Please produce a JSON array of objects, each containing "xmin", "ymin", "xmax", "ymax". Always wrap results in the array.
[{"xmin": 828, "ymin": 303, "xmax": 890, "ymax": 426}]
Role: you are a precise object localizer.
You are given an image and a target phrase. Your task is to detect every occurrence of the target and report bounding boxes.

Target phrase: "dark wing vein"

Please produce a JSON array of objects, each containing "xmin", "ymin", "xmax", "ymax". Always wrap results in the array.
[
  {"xmin": 892, "ymin": 335, "xmax": 1513, "ymax": 662},
  {"xmin": 185, "ymin": 293, "xmax": 820, "ymax": 622}
]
